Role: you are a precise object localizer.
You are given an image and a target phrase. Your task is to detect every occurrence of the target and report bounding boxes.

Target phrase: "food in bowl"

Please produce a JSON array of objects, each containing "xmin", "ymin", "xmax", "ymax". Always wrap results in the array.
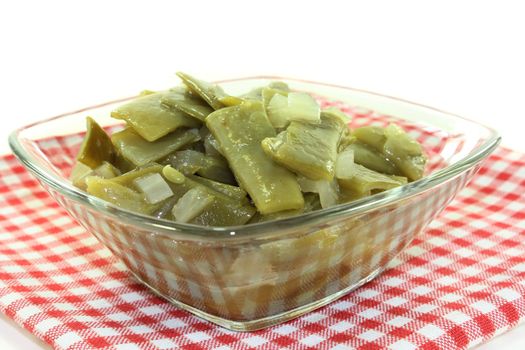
[
  {"xmin": 10, "ymin": 75, "xmax": 498, "ymax": 331},
  {"xmin": 70, "ymin": 72, "xmax": 427, "ymax": 226}
]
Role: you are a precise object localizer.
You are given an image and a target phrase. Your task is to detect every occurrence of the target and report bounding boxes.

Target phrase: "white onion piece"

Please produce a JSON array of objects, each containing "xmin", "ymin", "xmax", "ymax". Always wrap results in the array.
[
  {"xmin": 297, "ymin": 176, "xmax": 340, "ymax": 209},
  {"xmin": 317, "ymin": 179, "xmax": 340, "ymax": 209},
  {"xmin": 172, "ymin": 188, "xmax": 214, "ymax": 223},
  {"xmin": 286, "ymin": 92, "xmax": 320, "ymax": 123},
  {"xmin": 266, "ymin": 93, "xmax": 289, "ymax": 129},
  {"xmin": 335, "ymin": 149, "xmax": 355, "ymax": 180},
  {"xmin": 297, "ymin": 176, "xmax": 320, "ymax": 193},
  {"xmin": 133, "ymin": 173, "xmax": 173, "ymax": 204}
]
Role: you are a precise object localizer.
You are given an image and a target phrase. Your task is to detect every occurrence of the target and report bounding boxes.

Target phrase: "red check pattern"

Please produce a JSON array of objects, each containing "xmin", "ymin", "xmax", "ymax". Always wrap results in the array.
[{"xmin": 1, "ymin": 136, "xmax": 525, "ymax": 347}]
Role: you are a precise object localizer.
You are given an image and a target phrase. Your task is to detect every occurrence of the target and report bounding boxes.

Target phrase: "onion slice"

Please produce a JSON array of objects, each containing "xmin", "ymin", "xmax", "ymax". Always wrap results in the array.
[
  {"xmin": 266, "ymin": 92, "xmax": 321, "ymax": 128},
  {"xmin": 296, "ymin": 176, "xmax": 340, "ymax": 209},
  {"xmin": 172, "ymin": 188, "xmax": 214, "ymax": 223},
  {"xmin": 266, "ymin": 93, "xmax": 289, "ymax": 129},
  {"xmin": 133, "ymin": 173, "xmax": 173, "ymax": 204},
  {"xmin": 335, "ymin": 149, "xmax": 355, "ymax": 180},
  {"xmin": 286, "ymin": 92, "xmax": 320, "ymax": 123},
  {"xmin": 317, "ymin": 179, "xmax": 340, "ymax": 209}
]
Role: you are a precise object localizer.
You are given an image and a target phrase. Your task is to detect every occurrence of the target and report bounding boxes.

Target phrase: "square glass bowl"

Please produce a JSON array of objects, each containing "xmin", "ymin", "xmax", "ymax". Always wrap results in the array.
[{"xmin": 9, "ymin": 77, "xmax": 500, "ymax": 331}]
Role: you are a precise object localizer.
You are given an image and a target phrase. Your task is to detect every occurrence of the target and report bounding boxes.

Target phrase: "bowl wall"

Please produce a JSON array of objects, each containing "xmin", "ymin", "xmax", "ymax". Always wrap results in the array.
[{"xmin": 47, "ymin": 165, "xmax": 475, "ymax": 330}]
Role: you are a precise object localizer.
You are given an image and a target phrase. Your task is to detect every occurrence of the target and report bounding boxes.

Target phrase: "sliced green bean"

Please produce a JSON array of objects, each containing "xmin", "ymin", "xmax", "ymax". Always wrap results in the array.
[
  {"xmin": 111, "ymin": 128, "xmax": 200, "ymax": 166},
  {"xmin": 353, "ymin": 126, "xmax": 387, "ymax": 151},
  {"xmin": 383, "ymin": 124, "xmax": 426, "ymax": 181},
  {"xmin": 85, "ymin": 176, "xmax": 161, "ymax": 215},
  {"xmin": 161, "ymin": 86, "xmax": 214, "ymax": 121},
  {"xmin": 206, "ymin": 101, "xmax": 304, "ymax": 214},
  {"xmin": 189, "ymin": 175, "xmax": 247, "ymax": 202},
  {"xmin": 262, "ymin": 113, "xmax": 346, "ymax": 181},
  {"xmin": 268, "ymin": 81, "xmax": 290, "ymax": 92},
  {"xmin": 111, "ymin": 91, "xmax": 200, "ymax": 142},
  {"xmin": 347, "ymin": 142, "xmax": 398, "ymax": 175},
  {"xmin": 76, "ymin": 117, "xmax": 115, "ymax": 168},
  {"xmin": 241, "ymin": 81, "xmax": 289, "ymax": 102},
  {"xmin": 176, "ymin": 72, "xmax": 228, "ymax": 110},
  {"xmin": 241, "ymin": 87, "xmax": 264, "ymax": 101},
  {"xmin": 321, "ymin": 107, "xmax": 352, "ymax": 125},
  {"xmin": 165, "ymin": 149, "xmax": 236, "ymax": 184},
  {"xmin": 338, "ymin": 163, "xmax": 406, "ymax": 195}
]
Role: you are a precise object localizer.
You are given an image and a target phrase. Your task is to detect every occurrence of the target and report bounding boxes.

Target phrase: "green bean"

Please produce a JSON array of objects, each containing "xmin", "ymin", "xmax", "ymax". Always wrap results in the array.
[
  {"xmin": 383, "ymin": 124, "xmax": 426, "ymax": 181},
  {"xmin": 111, "ymin": 91, "xmax": 200, "ymax": 142},
  {"xmin": 176, "ymin": 72, "xmax": 228, "ymax": 110},
  {"xmin": 86, "ymin": 176, "xmax": 161, "ymax": 215},
  {"xmin": 189, "ymin": 175, "xmax": 247, "ymax": 202},
  {"xmin": 347, "ymin": 142, "xmax": 398, "ymax": 175},
  {"xmin": 206, "ymin": 101, "xmax": 304, "ymax": 214},
  {"xmin": 353, "ymin": 126, "xmax": 387, "ymax": 151},
  {"xmin": 76, "ymin": 117, "xmax": 115, "ymax": 168},
  {"xmin": 164, "ymin": 149, "xmax": 236, "ymax": 184},
  {"xmin": 111, "ymin": 128, "xmax": 200, "ymax": 166},
  {"xmin": 338, "ymin": 163, "xmax": 406, "ymax": 195},
  {"xmin": 262, "ymin": 113, "xmax": 346, "ymax": 181},
  {"xmin": 161, "ymin": 86, "xmax": 214, "ymax": 121}
]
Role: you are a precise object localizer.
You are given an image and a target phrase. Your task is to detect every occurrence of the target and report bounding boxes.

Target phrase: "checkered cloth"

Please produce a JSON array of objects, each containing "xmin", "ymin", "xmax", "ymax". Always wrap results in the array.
[{"xmin": 1, "ymin": 145, "xmax": 524, "ymax": 349}]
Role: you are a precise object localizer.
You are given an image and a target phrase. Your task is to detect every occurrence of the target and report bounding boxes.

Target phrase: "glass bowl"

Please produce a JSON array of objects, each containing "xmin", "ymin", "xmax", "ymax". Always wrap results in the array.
[{"xmin": 8, "ymin": 77, "xmax": 500, "ymax": 331}]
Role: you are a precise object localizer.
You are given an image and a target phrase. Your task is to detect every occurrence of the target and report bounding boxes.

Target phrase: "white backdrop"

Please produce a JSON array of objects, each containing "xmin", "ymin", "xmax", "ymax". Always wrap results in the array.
[{"xmin": 0, "ymin": 1, "xmax": 523, "ymax": 348}]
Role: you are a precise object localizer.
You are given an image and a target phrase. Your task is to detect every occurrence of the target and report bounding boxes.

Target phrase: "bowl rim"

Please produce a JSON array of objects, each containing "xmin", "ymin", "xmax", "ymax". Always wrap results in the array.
[{"xmin": 8, "ymin": 76, "xmax": 501, "ymax": 240}]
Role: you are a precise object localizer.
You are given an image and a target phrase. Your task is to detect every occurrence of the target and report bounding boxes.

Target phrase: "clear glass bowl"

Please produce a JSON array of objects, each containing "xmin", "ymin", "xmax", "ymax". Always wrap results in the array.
[{"xmin": 9, "ymin": 77, "xmax": 500, "ymax": 331}]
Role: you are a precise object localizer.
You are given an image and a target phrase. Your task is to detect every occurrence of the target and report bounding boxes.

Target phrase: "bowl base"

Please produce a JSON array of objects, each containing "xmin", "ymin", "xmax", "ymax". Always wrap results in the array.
[{"xmin": 129, "ymin": 266, "xmax": 385, "ymax": 331}]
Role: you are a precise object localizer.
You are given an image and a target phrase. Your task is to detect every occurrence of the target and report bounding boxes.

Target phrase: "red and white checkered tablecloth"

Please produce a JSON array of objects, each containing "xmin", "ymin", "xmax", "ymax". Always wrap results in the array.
[{"xmin": 0, "ymin": 145, "xmax": 524, "ymax": 350}]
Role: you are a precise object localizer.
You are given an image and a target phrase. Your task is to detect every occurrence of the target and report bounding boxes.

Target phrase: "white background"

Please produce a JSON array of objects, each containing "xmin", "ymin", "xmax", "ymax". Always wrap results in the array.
[{"xmin": 0, "ymin": 1, "xmax": 523, "ymax": 349}]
